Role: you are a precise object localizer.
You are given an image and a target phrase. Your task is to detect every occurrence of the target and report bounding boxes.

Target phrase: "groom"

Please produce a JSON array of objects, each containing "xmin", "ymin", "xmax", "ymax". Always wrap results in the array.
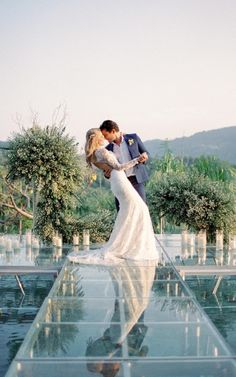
[{"xmin": 99, "ymin": 120, "xmax": 149, "ymax": 211}]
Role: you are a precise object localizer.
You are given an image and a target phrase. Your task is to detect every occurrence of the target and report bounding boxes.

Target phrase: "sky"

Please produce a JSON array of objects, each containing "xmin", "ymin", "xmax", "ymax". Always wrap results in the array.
[{"xmin": 1, "ymin": 0, "xmax": 236, "ymax": 149}]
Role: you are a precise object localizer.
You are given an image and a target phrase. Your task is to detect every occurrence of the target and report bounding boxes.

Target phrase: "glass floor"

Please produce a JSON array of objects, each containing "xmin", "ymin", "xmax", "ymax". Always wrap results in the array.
[
  {"xmin": 0, "ymin": 242, "xmax": 98, "ymax": 376},
  {"xmin": 4, "ymin": 236, "xmax": 236, "ymax": 377},
  {"xmin": 186, "ymin": 274, "xmax": 236, "ymax": 354},
  {"xmin": 0, "ymin": 274, "xmax": 54, "ymax": 377}
]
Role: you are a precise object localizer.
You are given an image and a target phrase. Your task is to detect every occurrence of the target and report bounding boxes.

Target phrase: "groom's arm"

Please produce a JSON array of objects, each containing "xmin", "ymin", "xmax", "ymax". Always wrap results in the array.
[{"xmin": 135, "ymin": 134, "xmax": 149, "ymax": 163}]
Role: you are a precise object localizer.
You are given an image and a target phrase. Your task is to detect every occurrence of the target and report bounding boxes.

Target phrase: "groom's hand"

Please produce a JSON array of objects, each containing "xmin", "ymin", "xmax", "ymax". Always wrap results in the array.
[
  {"xmin": 138, "ymin": 153, "xmax": 148, "ymax": 163},
  {"xmin": 103, "ymin": 166, "xmax": 112, "ymax": 178}
]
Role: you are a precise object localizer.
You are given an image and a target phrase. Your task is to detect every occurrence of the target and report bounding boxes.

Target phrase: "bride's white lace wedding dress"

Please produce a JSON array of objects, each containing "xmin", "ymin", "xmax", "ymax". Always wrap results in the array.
[{"xmin": 68, "ymin": 147, "xmax": 159, "ymax": 264}]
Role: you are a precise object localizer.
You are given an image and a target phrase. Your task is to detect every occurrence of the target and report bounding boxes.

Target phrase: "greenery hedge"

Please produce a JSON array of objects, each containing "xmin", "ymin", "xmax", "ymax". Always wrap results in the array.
[{"xmin": 147, "ymin": 171, "xmax": 236, "ymax": 237}]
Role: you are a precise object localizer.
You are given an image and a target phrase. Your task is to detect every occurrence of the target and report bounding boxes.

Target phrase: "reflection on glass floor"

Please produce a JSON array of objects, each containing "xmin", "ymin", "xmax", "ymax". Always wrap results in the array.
[
  {"xmin": 6, "ymin": 253, "xmax": 236, "ymax": 377},
  {"xmin": 186, "ymin": 274, "xmax": 236, "ymax": 354},
  {"xmin": 0, "ymin": 274, "xmax": 55, "ymax": 377},
  {"xmin": 0, "ymin": 243, "xmax": 102, "ymax": 271}
]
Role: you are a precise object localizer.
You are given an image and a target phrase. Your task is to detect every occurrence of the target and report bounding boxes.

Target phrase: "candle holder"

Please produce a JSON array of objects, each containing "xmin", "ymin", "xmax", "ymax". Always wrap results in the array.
[
  {"xmin": 181, "ymin": 244, "xmax": 188, "ymax": 260},
  {"xmin": 216, "ymin": 230, "xmax": 223, "ymax": 250},
  {"xmin": 0, "ymin": 237, "xmax": 5, "ymax": 250},
  {"xmin": 197, "ymin": 230, "xmax": 206, "ymax": 248},
  {"xmin": 197, "ymin": 245, "xmax": 206, "ymax": 264},
  {"xmin": 188, "ymin": 245, "xmax": 195, "ymax": 259},
  {"xmin": 181, "ymin": 230, "xmax": 188, "ymax": 245},
  {"xmin": 187, "ymin": 233, "xmax": 195, "ymax": 247},
  {"xmin": 25, "ymin": 230, "xmax": 32, "ymax": 246},
  {"xmin": 56, "ymin": 236, "xmax": 62, "ymax": 248},
  {"xmin": 56, "ymin": 246, "xmax": 62, "ymax": 258},
  {"xmin": 26, "ymin": 246, "xmax": 32, "ymax": 261},
  {"xmin": 5, "ymin": 238, "xmax": 13, "ymax": 252},
  {"xmin": 215, "ymin": 248, "xmax": 224, "ymax": 266},
  {"xmin": 12, "ymin": 239, "xmax": 21, "ymax": 251},
  {"xmin": 73, "ymin": 246, "xmax": 79, "ymax": 253},
  {"xmin": 52, "ymin": 236, "xmax": 57, "ymax": 247},
  {"xmin": 32, "ymin": 237, "xmax": 40, "ymax": 249},
  {"xmin": 73, "ymin": 234, "xmax": 79, "ymax": 246},
  {"xmin": 228, "ymin": 234, "xmax": 236, "ymax": 250},
  {"xmin": 83, "ymin": 229, "xmax": 90, "ymax": 246}
]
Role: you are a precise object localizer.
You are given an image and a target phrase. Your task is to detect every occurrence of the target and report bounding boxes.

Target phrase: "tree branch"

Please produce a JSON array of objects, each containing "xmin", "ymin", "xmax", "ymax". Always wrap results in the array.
[
  {"xmin": 0, "ymin": 198, "xmax": 33, "ymax": 219},
  {"xmin": 4, "ymin": 178, "xmax": 31, "ymax": 202}
]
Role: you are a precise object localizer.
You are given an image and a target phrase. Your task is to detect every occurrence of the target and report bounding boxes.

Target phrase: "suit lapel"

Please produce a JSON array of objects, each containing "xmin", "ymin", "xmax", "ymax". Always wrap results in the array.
[
  {"xmin": 107, "ymin": 135, "xmax": 136, "ymax": 157},
  {"xmin": 124, "ymin": 134, "xmax": 130, "ymax": 149},
  {"xmin": 124, "ymin": 134, "xmax": 136, "ymax": 156},
  {"xmin": 106, "ymin": 143, "xmax": 114, "ymax": 152}
]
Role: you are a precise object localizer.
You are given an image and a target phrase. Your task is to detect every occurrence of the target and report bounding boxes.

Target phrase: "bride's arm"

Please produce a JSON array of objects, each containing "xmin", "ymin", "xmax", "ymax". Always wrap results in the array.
[
  {"xmin": 95, "ymin": 148, "xmax": 140, "ymax": 171},
  {"xmin": 92, "ymin": 161, "xmax": 112, "ymax": 178}
]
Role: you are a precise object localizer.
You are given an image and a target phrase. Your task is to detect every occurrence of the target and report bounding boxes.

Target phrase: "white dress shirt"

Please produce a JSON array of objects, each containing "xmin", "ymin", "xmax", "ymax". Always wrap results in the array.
[{"xmin": 113, "ymin": 135, "xmax": 135, "ymax": 177}]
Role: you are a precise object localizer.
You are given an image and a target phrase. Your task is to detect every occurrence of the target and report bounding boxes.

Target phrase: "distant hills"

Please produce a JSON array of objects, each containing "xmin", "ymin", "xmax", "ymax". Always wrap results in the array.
[
  {"xmin": 0, "ymin": 141, "xmax": 10, "ymax": 150},
  {"xmin": 144, "ymin": 126, "xmax": 236, "ymax": 165},
  {"xmin": 1, "ymin": 125, "xmax": 236, "ymax": 164}
]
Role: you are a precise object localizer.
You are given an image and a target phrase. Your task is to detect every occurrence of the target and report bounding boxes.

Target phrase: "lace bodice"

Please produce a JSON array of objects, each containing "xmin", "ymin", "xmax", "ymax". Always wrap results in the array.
[{"xmin": 95, "ymin": 147, "xmax": 139, "ymax": 171}]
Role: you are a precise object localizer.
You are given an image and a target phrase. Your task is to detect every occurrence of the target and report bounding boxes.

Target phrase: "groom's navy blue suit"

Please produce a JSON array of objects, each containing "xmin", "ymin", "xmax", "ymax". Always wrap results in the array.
[{"xmin": 106, "ymin": 133, "xmax": 149, "ymax": 210}]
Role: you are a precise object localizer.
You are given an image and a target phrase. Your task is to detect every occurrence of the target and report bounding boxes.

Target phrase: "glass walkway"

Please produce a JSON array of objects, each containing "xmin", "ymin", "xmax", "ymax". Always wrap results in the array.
[{"xmin": 4, "ymin": 236, "xmax": 236, "ymax": 377}]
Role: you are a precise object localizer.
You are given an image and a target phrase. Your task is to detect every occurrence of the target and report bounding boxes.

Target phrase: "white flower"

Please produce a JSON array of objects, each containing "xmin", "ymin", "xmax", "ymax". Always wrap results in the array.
[{"xmin": 128, "ymin": 138, "xmax": 135, "ymax": 146}]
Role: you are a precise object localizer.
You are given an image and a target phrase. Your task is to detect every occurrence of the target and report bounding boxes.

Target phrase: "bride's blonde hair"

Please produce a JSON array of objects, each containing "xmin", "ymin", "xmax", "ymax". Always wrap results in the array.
[{"xmin": 85, "ymin": 128, "xmax": 101, "ymax": 166}]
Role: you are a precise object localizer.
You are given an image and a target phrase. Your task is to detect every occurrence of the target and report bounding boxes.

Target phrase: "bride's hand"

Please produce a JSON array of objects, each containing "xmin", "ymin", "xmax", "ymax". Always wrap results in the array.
[{"xmin": 103, "ymin": 166, "xmax": 112, "ymax": 178}]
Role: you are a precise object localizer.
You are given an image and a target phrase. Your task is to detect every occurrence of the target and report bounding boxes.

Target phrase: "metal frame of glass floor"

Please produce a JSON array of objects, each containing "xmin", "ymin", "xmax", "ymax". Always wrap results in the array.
[{"xmin": 5, "ymin": 236, "xmax": 236, "ymax": 377}]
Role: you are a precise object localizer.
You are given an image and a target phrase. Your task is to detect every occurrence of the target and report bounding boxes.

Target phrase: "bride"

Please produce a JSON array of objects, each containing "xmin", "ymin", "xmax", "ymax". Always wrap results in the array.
[{"xmin": 68, "ymin": 128, "xmax": 159, "ymax": 264}]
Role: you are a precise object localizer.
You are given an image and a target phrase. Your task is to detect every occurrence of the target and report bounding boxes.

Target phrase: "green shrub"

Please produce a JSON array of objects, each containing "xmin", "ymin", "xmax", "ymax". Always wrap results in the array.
[
  {"xmin": 47, "ymin": 209, "xmax": 115, "ymax": 243},
  {"xmin": 147, "ymin": 172, "xmax": 236, "ymax": 237},
  {"xmin": 7, "ymin": 124, "xmax": 84, "ymax": 241}
]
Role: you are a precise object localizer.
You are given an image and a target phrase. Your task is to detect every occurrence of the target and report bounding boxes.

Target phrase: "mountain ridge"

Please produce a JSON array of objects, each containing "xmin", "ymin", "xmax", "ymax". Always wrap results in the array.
[
  {"xmin": 144, "ymin": 125, "xmax": 236, "ymax": 164},
  {"xmin": 1, "ymin": 125, "xmax": 236, "ymax": 163}
]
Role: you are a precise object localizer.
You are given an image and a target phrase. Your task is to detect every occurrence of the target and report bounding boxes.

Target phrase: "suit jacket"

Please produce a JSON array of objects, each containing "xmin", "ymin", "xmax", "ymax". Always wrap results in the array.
[{"xmin": 106, "ymin": 133, "xmax": 149, "ymax": 184}]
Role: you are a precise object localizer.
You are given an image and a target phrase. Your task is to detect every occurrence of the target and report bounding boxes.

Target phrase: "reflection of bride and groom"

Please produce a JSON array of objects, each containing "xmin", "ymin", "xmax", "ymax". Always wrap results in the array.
[
  {"xmin": 33, "ymin": 262, "xmax": 155, "ymax": 377},
  {"xmin": 85, "ymin": 261, "xmax": 156, "ymax": 377},
  {"xmin": 66, "ymin": 120, "xmax": 159, "ymax": 376},
  {"xmin": 68, "ymin": 119, "xmax": 159, "ymax": 264}
]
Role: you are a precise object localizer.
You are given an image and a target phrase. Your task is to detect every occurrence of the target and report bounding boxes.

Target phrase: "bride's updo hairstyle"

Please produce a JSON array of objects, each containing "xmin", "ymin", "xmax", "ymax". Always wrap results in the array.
[{"xmin": 85, "ymin": 128, "xmax": 101, "ymax": 166}]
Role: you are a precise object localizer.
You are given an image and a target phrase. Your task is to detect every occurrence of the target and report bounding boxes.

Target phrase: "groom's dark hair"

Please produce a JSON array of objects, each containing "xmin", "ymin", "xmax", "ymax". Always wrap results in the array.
[{"xmin": 100, "ymin": 120, "xmax": 120, "ymax": 132}]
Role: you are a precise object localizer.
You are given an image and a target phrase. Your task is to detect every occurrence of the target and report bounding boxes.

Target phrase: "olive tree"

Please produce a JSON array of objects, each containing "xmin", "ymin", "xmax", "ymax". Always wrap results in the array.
[
  {"xmin": 7, "ymin": 123, "xmax": 84, "ymax": 241},
  {"xmin": 147, "ymin": 172, "xmax": 236, "ymax": 238}
]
